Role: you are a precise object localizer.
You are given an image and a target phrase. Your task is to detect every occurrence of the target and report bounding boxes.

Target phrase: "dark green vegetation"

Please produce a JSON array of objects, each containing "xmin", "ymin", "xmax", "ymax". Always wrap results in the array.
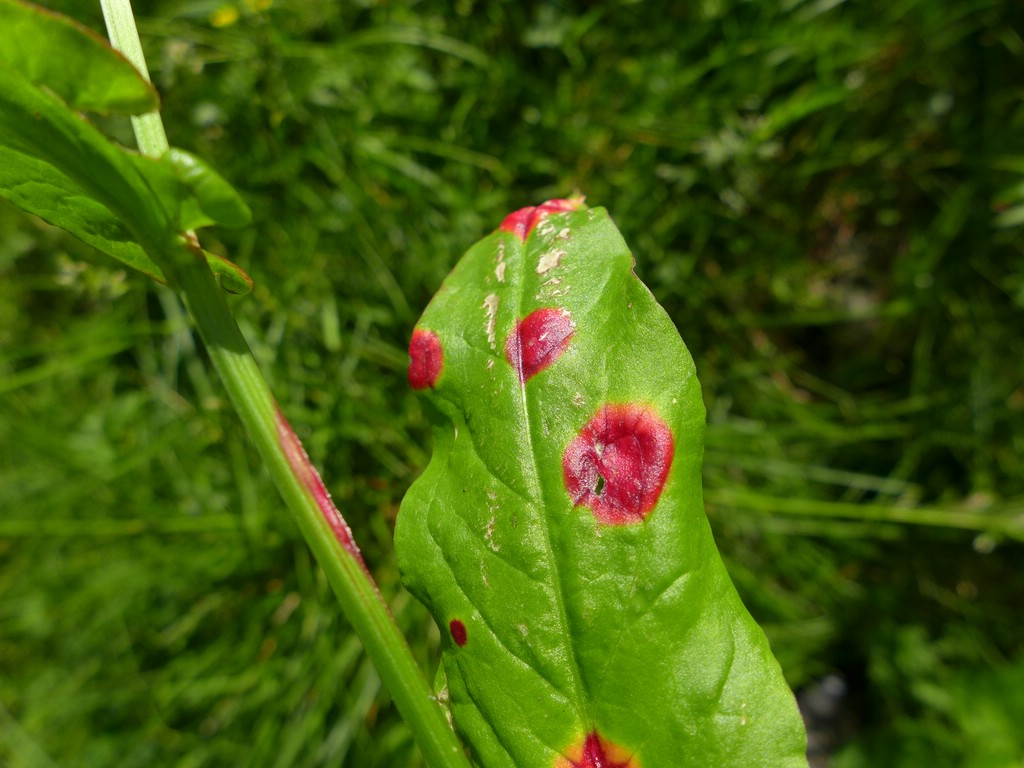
[{"xmin": 1, "ymin": 1, "xmax": 1022, "ymax": 766}]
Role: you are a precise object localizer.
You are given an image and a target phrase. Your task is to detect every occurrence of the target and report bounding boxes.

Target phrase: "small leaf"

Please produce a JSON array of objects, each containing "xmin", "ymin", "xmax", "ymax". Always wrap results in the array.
[
  {"xmin": 0, "ymin": 143, "xmax": 253, "ymax": 293},
  {"xmin": 0, "ymin": 66, "xmax": 174, "ymax": 259},
  {"xmin": 0, "ymin": 140, "xmax": 166, "ymax": 281},
  {"xmin": 397, "ymin": 201, "xmax": 808, "ymax": 767},
  {"xmin": 995, "ymin": 204, "xmax": 1024, "ymax": 229},
  {"xmin": 0, "ymin": 0, "xmax": 158, "ymax": 115},
  {"xmin": 993, "ymin": 176, "xmax": 1024, "ymax": 230},
  {"xmin": 124, "ymin": 148, "xmax": 252, "ymax": 233},
  {"xmin": 203, "ymin": 248, "xmax": 253, "ymax": 295},
  {"xmin": 0, "ymin": 67, "xmax": 251, "ymax": 292},
  {"xmin": 156, "ymin": 148, "xmax": 252, "ymax": 230}
]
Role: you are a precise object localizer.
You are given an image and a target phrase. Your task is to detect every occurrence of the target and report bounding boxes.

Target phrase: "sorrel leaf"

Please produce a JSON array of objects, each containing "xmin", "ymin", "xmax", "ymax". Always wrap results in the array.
[
  {"xmin": 396, "ymin": 200, "xmax": 809, "ymax": 767},
  {"xmin": 0, "ymin": 0, "xmax": 158, "ymax": 115}
]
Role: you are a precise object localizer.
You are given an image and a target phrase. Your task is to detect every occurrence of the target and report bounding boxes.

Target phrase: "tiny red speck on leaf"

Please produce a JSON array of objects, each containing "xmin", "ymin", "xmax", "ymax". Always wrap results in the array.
[
  {"xmin": 449, "ymin": 619, "xmax": 468, "ymax": 647},
  {"xmin": 563, "ymin": 404, "xmax": 674, "ymax": 525},
  {"xmin": 408, "ymin": 328, "xmax": 443, "ymax": 389}
]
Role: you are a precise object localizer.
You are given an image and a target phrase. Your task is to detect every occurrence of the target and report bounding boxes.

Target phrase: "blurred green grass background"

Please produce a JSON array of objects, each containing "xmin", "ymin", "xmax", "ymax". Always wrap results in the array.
[{"xmin": 2, "ymin": 0, "xmax": 1024, "ymax": 766}]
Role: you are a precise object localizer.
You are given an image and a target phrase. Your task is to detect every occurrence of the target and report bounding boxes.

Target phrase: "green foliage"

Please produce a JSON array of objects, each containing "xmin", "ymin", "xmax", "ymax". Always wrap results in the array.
[
  {"xmin": 397, "ymin": 202, "xmax": 807, "ymax": 766},
  {"xmin": 0, "ymin": 0, "xmax": 252, "ymax": 292},
  {"xmin": 2, "ymin": 0, "xmax": 1023, "ymax": 765},
  {"xmin": 1, "ymin": 4, "xmax": 468, "ymax": 765},
  {"xmin": 0, "ymin": 0, "xmax": 157, "ymax": 114},
  {"xmin": 834, "ymin": 643, "xmax": 1024, "ymax": 768}
]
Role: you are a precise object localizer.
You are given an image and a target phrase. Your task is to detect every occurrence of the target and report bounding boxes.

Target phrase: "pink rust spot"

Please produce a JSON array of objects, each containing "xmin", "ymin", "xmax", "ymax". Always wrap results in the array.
[
  {"xmin": 505, "ymin": 307, "xmax": 574, "ymax": 383},
  {"xmin": 499, "ymin": 198, "xmax": 583, "ymax": 241},
  {"xmin": 274, "ymin": 405, "xmax": 369, "ymax": 571},
  {"xmin": 449, "ymin": 618, "xmax": 467, "ymax": 647},
  {"xmin": 563, "ymin": 404, "xmax": 674, "ymax": 525},
  {"xmin": 408, "ymin": 328, "xmax": 443, "ymax": 389},
  {"xmin": 556, "ymin": 731, "xmax": 638, "ymax": 768}
]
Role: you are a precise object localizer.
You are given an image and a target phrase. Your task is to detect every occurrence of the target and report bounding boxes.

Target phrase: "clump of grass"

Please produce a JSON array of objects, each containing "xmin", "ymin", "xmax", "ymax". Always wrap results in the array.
[{"xmin": 2, "ymin": 0, "xmax": 1023, "ymax": 764}]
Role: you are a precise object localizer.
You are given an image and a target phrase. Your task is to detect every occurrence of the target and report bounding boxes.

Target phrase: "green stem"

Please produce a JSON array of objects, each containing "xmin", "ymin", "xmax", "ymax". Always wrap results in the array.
[
  {"xmin": 175, "ymin": 259, "xmax": 469, "ymax": 768},
  {"xmin": 99, "ymin": 2, "xmax": 470, "ymax": 766},
  {"xmin": 99, "ymin": 0, "xmax": 168, "ymax": 155}
]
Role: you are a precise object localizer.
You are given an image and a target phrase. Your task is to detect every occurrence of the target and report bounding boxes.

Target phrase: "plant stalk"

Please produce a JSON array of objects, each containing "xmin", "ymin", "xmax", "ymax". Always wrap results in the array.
[
  {"xmin": 99, "ymin": 2, "xmax": 469, "ymax": 765},
  {"xmin": 99, "ymin": 0, "xmax": 168, "ymax": 155}
]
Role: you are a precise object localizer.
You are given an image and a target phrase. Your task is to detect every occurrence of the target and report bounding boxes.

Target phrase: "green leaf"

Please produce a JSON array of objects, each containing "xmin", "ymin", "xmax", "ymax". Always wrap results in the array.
[
  {"xmin": 0, "ymin": 138, "xmax": 166, "ymax": 282},
  {"xmin": 993, "ymin": 179, "xmax": 1024, "ymax": 229},
  {"xmin": 0, "ymin": 65, "xmax": 251, "ymax": 292},
  {"xmin": 0, "ymin": 138, "xmax": 252, "ymax": 293},
  {"xmin": 0, "ymin": 0, "xmax": 158, "ymax": 115},
  {"xmin": 995, "ymin": 204, "xmax": 1024, "ymax": 229},
  {"xmin": 0, "ymin": 64, "xmax": 174, "ymax": 252},
  {"xmin": 202, "ymin": 248, "xmax": 253, "ymax": 295},
  {"xmin": 396, "ymin": 200, "xmax": 808, "ymax": 767},
  {"xmin": 129, "ymin": 148, "xmax": 253, "ymax": 232}
]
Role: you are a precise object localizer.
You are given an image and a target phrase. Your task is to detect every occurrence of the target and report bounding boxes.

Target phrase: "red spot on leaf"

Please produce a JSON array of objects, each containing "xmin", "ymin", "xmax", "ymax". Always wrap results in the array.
[
  {"xmin": 563, "ymin": 404, "xmax": 674, "ymax": 525},
  {"xmin": 499, "ymin": 198, "xmax": 583, "ymax": 241},
  {"xmin": 556, "ymin": 731, "xmax": 638, "ymax": 768},
  {"xmin": 505, "ymin": 307, "xmax": 574, "ymax": 383},
  {"xmin": 408, "ymin": 328, "xmax": 443, "ymax": 389},
  {"xmin": 449, "ymin": 619, "xmax": 467, "ymax": 647}
]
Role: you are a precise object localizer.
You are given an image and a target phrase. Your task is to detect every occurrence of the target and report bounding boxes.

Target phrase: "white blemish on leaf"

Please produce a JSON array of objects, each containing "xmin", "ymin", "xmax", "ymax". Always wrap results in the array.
[
  {"xmin": 536, "ymin": 218, "xmax": 556, "ymax": 238},
  {"xmin": 483, "ymin": 293, "xmax": 500, "ymax": 349},
  {"xmin": 485, "ymin": 515, "xmax": 500, "ymax": 552},
  {"xmin": 572, "ymin": 392, "xmax": 585, "ymax": 408},
  {"xmin": 557, "ymin": 227, "xmax": 571, "ymax": 240},
  {"xmin": 536, "ymin": 248, "xmax": 566, "ymax": 274},
  {"xmin": 433, "ymin": 684, "xmax": 453, "ymax": 728},
  {"xmin": 517, "ymin": 623, "xmax": 528, "ymax": 637},
  {"xmin": 535, "ymin": 275, "xmax": 568, "ymax": 301},
  {"xmin": 543, "ymin": 287, "xmax": 568, "ymax": 299},
  {"xmin": 495, "ymin": 241, "xmax": 506, "ymax": 283},
  {"xmin": 487, "ymin": 358, "xmax": 495, "ymax": 370}
]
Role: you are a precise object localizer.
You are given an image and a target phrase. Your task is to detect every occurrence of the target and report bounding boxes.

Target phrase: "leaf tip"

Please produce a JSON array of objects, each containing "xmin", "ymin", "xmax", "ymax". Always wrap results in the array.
[{"xmin": 499, "ymin": 196, "xmax": 586, "ymax": 241}]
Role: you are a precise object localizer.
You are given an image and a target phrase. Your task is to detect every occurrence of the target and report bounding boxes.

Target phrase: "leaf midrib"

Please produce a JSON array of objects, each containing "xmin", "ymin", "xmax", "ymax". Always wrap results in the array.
[{"xmin": 511, "ymin": 223, "xmax": 591, "ymax": 733}]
